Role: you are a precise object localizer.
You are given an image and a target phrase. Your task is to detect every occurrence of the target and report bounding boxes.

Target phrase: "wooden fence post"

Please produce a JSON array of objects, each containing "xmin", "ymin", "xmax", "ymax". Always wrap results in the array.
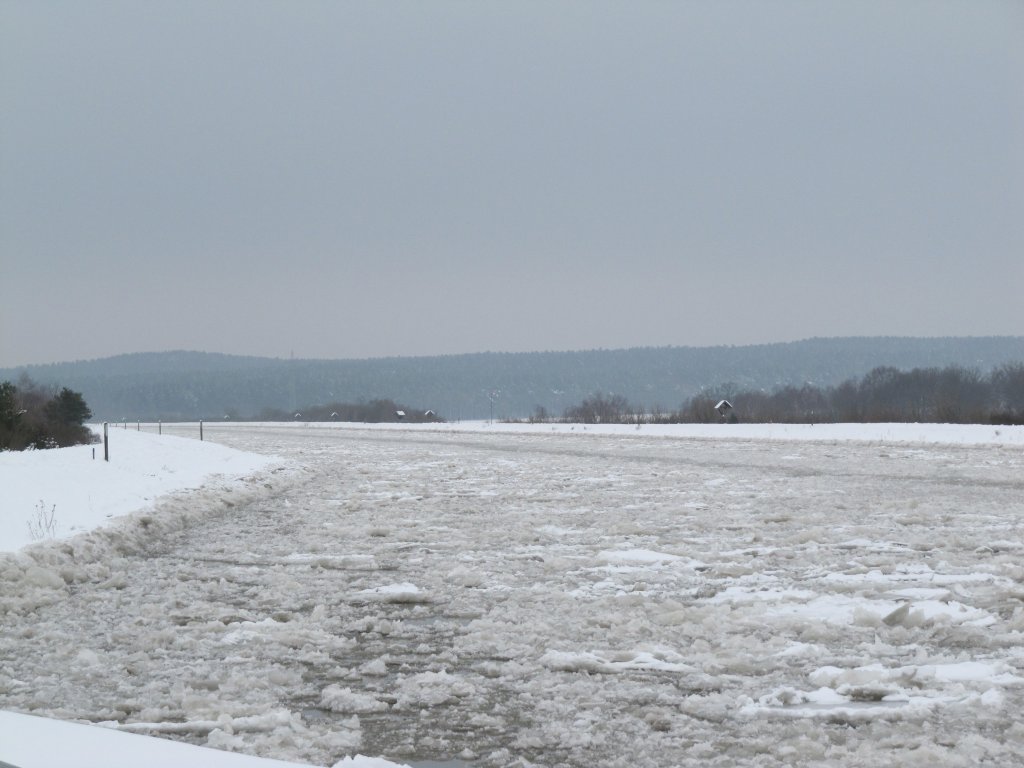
[{"xmin": 103, "ymin": 422, "xmax": 109, "ymax": 461}]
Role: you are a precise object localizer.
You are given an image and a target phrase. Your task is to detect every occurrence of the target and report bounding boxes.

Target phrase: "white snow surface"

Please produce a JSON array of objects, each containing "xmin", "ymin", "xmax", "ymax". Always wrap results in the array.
[
  {"xmin": 0, "ymin": 425, "xmax": 281, "ymax": 551},
  {"xmin": 2, "ymin": 420, "xmax": 1024, "ymax": 767},
  {"xmin": 0, "ymin": 709, "xmax": 331, "ymax": 768}
]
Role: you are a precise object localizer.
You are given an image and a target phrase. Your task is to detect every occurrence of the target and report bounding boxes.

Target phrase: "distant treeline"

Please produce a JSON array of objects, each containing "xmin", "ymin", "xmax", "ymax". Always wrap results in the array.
[
  {"xmin": 255, "ymin": 398, "xmax": 442, "ymax": 423},
  {"xmin": 550, "ymin": 364, "xmax": 1024, "ymax": 425},
  {"xmin": 5, "ymin": 337, "xmax": 1023, "ymax": 421},
  {"xmin": 1, "ymin": 377, "xmax": 95, "ymax": 450}
]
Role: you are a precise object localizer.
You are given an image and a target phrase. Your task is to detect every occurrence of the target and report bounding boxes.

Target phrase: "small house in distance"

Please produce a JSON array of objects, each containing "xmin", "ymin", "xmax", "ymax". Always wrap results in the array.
[
  {"xmin": 395, "ymin": 410, "xmax": 406, "ymax": 420},
  {"xmin": 715, "ymin": 400, "xmax": 734, "ymax": 421}
]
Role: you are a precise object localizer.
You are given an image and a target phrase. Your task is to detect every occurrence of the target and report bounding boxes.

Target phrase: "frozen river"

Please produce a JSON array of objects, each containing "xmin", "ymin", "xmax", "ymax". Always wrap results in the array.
[{"xmin": 3, "ymin": 425, "xmax": 1024, "ymax": 767}]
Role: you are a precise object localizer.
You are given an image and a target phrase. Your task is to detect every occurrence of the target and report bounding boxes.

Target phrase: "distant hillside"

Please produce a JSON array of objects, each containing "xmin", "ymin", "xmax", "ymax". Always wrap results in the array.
[{"xmin": 2, "ymin": 337, "xmax": 1022, "ymax": 422}]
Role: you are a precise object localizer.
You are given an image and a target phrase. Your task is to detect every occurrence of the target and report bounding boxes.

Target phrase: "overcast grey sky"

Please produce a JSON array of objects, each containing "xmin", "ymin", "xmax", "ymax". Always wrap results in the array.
[{"xmin": 2, "ymin": 1, "xmax": 1022, "ymax": 368}]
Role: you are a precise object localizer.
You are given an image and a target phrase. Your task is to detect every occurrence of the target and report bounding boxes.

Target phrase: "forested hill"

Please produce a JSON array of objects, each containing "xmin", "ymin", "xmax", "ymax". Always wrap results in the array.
[{"xmin": 3, "ymin": 337, "xmax": 1022, "ymax": 422}]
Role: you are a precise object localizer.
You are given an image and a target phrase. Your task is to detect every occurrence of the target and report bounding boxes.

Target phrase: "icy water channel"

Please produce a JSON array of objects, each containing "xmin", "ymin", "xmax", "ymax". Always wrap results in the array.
[{"xmin": 3, "ymin": 425, "xmax": 1024, "ymax": 767}]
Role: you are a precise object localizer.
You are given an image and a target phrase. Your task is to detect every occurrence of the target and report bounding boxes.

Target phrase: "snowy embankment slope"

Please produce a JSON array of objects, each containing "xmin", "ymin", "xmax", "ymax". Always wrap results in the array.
[
  {"xmin": 0, "ymin": 426, "xmax": 282, "ymax": 552},
  {"xmin": 0, "ymin": 427, "xmax": 407, "ymax": 768}
]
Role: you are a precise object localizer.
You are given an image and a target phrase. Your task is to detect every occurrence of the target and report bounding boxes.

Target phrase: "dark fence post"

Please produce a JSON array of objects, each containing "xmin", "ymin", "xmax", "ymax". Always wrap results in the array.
[
  {"xmin": 159, "ymin": 420, "xmax": 162, "ymax": 435},
  {"xmin": 136, "ymin": 420, "xmax": 140, "ymax": 431},
  {"xmin": 103, "ymin": 422, "xmax": 109, "ymax": 461},
  {"xmin": 200, "ymin": 420, "xmax": 204, "ymax": 441}
]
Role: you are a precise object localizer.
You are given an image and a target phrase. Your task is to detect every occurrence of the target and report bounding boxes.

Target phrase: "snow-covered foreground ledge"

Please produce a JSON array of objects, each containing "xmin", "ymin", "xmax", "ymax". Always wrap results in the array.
[{"xmin": 0, "ymin": 710, "xmax": 384, "ymax": 768}]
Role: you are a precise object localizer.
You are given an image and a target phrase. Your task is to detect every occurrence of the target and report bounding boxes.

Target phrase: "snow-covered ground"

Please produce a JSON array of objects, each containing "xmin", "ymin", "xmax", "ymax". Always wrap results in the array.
[
  {"xmin": 2, "ymin": 421, "xmax": 1024, "ymax": 767},
  {"xmin": 0, "ymin": 426, "xmax": 281, "ymax": 552}
]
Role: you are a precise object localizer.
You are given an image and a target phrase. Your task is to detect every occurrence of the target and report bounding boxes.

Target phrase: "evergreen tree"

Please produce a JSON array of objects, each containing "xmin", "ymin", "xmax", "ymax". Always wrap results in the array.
[{"xmin": 45, "ymin": 387, "xmax": 92, "ymax": 426}]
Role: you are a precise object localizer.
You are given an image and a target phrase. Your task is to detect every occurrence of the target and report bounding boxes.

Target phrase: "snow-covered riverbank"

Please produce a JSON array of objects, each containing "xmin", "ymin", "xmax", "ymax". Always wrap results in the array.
[{"xmin": 0, "ymin": 426, "xmax": 283, "ymax": 552}]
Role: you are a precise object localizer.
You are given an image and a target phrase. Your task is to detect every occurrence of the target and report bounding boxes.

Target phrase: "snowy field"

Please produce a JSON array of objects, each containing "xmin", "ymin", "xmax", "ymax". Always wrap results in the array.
[{"xmin": 2, "ymin": 421, "xmax": 1024, "ymax": 767}]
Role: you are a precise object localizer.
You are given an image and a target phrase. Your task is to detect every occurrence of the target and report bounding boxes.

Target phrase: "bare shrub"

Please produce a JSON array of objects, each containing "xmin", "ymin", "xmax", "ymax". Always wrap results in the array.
[{"xmin": 27, "ymin": 500, "xmax": 57, "ymax": 541}]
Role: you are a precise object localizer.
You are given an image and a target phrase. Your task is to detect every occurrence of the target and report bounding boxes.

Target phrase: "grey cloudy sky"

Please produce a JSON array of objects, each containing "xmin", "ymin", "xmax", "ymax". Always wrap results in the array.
[{"xmin": 2, "ymin": 1, "xmax": 1022, "ymax": 368}]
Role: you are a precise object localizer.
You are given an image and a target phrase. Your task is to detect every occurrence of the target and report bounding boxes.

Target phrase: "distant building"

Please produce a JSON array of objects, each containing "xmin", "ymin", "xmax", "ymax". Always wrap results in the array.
[
  {"xmin": 715, "ymin": 400, "xmax": 734, "ymax": 420},
  {"xmin": 395, "ymin": 410, "xmax": 406, "ymax": 420}
]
